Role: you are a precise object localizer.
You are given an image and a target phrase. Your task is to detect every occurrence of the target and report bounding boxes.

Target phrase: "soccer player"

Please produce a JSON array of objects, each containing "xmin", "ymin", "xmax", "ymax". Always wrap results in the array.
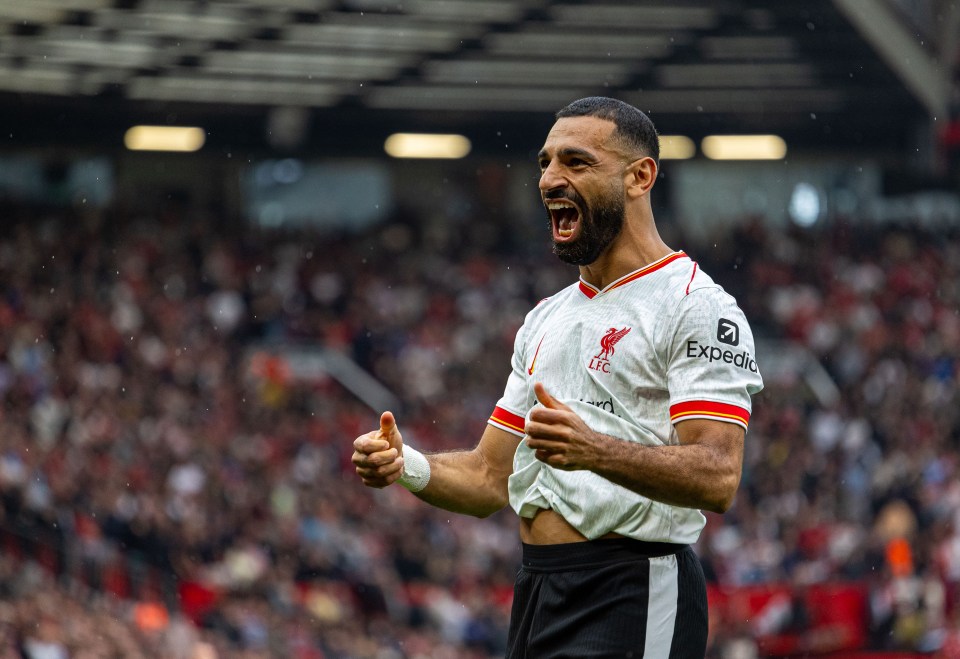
[{"xmin": 352, "ymin": 97, "xmax": 763, "ymax": 658}]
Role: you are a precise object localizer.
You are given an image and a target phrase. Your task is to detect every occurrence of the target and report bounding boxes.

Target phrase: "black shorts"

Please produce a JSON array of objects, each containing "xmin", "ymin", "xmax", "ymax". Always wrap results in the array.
[{"xmin": 506, "ymin": 538, "xmax": 707, "ymax": 659}]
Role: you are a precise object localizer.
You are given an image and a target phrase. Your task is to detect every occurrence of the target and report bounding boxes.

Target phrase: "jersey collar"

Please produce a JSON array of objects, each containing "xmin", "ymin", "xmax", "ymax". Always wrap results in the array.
[{"xmin": 578, "ymin": 251, "xmax": 687, "ymax": 299}]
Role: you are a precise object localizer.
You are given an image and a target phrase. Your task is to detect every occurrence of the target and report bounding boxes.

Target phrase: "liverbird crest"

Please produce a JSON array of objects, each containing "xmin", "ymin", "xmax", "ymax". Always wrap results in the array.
[{"xmin": 594, "ymin": 327, "xmax": 631, "ymax": 360}]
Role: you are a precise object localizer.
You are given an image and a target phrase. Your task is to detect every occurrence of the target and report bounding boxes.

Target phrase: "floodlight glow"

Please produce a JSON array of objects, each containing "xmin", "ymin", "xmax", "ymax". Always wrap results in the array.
[
  {"xmin": 384, "ymin": 133, "xmax": 471, "ymax": 159},
  {"xmin": 789, "ymin": 182, "xmax": 823, "ymax": 227},
  {"xmin": 658, "ymin": 135, "xmax": 695, "ymax": 160},
  {"xmin": 124, "ymin": 125, "xmax": 206, "ymax": 152},
  {"xmin": 701, "ymin": 135, "xmax": 786, "ymax": 160}
]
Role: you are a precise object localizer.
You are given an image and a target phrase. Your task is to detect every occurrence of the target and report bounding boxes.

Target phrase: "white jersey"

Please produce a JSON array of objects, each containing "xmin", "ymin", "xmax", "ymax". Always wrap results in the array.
[{"xmin": 488, "ymin": 251, "xmax": 763, "ymax": 544}]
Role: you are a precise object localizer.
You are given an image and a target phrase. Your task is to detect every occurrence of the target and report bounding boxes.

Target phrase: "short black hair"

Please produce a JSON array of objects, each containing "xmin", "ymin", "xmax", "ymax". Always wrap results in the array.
[{"xmin": 556, "ymin": 97, "xmax": 659, "ymax": 167}]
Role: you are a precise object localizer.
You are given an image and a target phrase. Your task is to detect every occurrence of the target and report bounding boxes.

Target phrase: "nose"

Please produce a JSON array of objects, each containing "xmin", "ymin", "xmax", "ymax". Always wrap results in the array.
[{"xmin": 538, "ymin": 160, "xmax": 566, "ymax": 194}]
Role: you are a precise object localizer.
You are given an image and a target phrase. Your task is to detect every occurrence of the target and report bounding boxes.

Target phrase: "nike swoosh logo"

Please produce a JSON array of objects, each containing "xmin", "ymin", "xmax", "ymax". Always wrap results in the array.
[{"xmin": 527, "ymin": 335, "xmax": 545, "ymax": 375}]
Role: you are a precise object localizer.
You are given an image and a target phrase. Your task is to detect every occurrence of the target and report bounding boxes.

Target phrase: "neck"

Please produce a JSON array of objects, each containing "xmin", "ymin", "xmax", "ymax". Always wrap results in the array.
[{"xmin": 578, "ymin": 224, "xmax": 673, "ymax": 291}]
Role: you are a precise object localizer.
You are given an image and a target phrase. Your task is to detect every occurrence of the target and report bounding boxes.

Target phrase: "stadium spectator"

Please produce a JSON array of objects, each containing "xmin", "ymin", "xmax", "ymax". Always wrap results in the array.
[{"xmin": 2, "ymin": 194, "xmax": 960, "ymax": 656}]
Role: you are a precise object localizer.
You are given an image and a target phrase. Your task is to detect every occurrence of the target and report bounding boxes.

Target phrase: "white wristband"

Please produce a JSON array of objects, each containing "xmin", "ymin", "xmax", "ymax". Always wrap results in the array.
[{"xmin": 398, "ymin": 445, "xmax": 431, "ymax": 493}]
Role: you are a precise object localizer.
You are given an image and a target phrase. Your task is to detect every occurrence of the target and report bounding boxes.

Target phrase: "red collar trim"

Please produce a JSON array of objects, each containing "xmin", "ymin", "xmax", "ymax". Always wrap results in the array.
[{"xmin": 578, "ymin": 251, "xmax": 687, "ymax": 299}]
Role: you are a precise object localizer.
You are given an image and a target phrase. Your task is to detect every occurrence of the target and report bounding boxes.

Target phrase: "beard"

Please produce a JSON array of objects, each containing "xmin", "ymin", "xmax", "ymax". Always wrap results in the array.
[{"xmin": 549, "ymin": 184, "xmax": 626, "ymax": 266}]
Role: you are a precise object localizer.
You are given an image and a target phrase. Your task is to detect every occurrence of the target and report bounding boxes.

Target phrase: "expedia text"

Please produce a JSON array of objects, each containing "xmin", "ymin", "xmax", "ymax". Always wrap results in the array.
[{"xmin": 686, "ymin": 340, "xmax": 759, "ymax": 373}]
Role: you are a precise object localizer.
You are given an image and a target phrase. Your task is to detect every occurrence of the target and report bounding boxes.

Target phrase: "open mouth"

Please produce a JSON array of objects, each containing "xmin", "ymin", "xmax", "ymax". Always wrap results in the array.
[{"xmin": 546, "ymin": 200, "xmax": 581, "ymax": 242}]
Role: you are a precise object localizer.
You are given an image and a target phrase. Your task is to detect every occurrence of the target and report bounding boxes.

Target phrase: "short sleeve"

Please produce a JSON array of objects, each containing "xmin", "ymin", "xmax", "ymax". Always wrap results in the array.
[
  {"xmin": 663, "ymin": 287, "xmax": 763, "ymax": 430},
  {"xmin": 488, "ymin": 318, "xmax": 533, "ymax": 437}
]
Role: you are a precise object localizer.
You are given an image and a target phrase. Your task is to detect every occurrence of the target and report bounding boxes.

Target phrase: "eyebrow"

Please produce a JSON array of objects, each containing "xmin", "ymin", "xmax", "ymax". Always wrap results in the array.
[{"xmin": 536, "ymin": 147, "xmax": 597, "ymax": 162}]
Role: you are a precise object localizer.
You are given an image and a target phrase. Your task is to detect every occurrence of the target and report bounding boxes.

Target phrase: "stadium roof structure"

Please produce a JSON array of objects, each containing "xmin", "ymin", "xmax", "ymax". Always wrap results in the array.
[{"xmin": 0, "ymin": 0, "xmax": 955, "ymax": 157}]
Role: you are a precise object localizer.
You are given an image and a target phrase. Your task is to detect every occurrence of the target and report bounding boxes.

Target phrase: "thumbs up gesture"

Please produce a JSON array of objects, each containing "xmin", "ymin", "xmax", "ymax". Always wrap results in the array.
[
  {"xmin": 352, "ymin": 411, "xmax": 406, "ymax": 488},
  {"xmin": 525, "ymin": 383, "xmax": 600, "ymax": 471},
  {"xmin": 377, "ymin": 411, "xmax": 403, "ymax": 453}
]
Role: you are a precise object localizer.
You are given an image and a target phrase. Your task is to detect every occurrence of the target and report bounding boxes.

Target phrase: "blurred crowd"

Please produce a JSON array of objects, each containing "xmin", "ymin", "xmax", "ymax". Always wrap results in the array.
[
  {"xmin": 701, "ymin": 219, "xmax": 960, "ymax": 656},
  {"xmin": 0, "ymin": 197, "xmax": 959, "ymax": 657}
]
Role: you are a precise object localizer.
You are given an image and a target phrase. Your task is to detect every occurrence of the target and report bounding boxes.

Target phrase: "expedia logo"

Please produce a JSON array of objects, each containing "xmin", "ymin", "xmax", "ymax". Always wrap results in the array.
[
  {"xmin": 686, "ymin": 340, "xmax": 758, "ymax": 373},
  {"xmin": 717, "ymin": 318, "xmax": 739, "ymax": 346}
]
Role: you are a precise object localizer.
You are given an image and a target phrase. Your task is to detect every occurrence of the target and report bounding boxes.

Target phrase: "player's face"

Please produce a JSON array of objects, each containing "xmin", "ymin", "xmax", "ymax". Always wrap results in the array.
[{"xmin": 538, "ymin": 117, "xmax": 627, "ymax": 266}]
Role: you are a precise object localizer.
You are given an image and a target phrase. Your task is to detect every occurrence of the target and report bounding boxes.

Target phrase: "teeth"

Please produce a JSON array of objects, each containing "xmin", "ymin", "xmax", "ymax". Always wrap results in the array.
[{"xmin": 547, "ymin": 200, "xmax": 578, "ymax": 239}]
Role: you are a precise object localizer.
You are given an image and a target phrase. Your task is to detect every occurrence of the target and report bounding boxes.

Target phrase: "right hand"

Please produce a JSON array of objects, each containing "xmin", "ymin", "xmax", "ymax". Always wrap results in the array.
[{"xmin": 352, "ymin": 411, "xmax": 405, "ymax": 488}]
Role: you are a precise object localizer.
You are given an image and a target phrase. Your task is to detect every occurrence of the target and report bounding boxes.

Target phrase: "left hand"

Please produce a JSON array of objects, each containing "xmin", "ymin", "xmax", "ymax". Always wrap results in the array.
[{"xmin": 525, "ymin": 382, "xmax": 602, "ymax": 470}]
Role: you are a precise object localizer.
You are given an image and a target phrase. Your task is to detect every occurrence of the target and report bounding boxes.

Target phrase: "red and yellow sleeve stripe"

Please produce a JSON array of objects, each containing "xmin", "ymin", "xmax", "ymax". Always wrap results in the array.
[
  {"xmin": 488, "ymin": 406, "xmax": 526, "ymax": 437},
  {"xmin": 670, "ymin": 400, "xmax": 751, "ymax": 430}
]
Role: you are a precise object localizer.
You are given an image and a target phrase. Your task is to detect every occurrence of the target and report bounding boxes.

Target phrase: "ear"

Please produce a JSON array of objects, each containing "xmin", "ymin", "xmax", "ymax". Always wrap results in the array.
[{"xmin": 624, "ymin": 156, "xmax": 657, "ymax": 199}]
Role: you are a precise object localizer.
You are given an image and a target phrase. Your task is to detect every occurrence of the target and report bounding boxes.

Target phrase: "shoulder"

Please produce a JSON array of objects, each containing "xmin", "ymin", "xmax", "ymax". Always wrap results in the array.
[
  {"xmin": 643, "ymin": 256, "xmax": 726, "ymax": 318},
  {"xmin": 512, "ymin": 280, "xmax": 579, "ymax": 345},
  {"xmin": 524, "ymin": 280, "xmax": 579, "ymax": 318},
  {"xmin": 660, "ymin": 258, "xmax": 737, "ymax": 311},
  {"xmin": 655, "ymin": 261, "xmax": 752, "ymax": 345}
]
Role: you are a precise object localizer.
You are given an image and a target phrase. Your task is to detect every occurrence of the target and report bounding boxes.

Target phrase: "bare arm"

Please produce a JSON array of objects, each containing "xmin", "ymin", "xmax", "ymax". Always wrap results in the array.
[
  {"xmin": 352, "ymin": 412, "xmax": 518, "ymax": 518},
  {"xmin": 524, "ymin": 383, "xmax": 744, "ymax": 513}
]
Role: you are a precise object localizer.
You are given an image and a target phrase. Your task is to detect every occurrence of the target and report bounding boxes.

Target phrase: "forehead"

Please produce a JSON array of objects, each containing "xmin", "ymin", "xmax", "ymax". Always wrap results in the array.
[{"xmin": 539, "ymin": 116, "xmax": 618, "ymax": 157}]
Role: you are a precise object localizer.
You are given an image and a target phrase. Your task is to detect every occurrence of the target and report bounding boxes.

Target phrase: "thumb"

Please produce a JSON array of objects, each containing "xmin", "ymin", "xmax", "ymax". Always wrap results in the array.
[
  {"xmin": 379, "ymin": 411, "xmax": 402, "ymax": 449},
  {"xmin": 534, "ymin": 382, "xmax": 566, "ymax": 410}
]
